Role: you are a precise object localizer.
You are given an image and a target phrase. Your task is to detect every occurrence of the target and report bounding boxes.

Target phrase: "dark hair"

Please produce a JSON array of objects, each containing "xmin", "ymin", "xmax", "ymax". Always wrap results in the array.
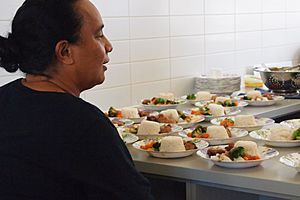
[{"xmin": 0, "ymin": 0, "xmax": 82, "ymax": 74}]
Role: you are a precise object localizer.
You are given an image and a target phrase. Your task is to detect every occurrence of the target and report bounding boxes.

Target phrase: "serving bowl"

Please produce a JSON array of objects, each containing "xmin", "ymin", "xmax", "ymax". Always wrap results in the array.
[{"xmin": 254, "ymin": 65, "xmax": 300, "ymax": 94}]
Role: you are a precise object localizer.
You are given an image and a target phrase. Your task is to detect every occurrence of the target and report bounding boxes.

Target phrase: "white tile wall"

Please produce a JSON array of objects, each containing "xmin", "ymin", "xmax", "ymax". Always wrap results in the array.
[{"xmin": 1, "ymin": 0, "xmax": 300, "ymax": 110}]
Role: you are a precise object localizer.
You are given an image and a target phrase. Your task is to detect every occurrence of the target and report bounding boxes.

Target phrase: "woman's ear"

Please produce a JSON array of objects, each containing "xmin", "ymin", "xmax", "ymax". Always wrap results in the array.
[{"xmin": 55, "ymin": 40, "xmax": 74, "ymax": 65}]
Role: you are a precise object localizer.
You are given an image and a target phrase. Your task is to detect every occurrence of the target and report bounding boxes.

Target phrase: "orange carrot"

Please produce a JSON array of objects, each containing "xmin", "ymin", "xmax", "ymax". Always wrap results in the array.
[{"xmin": 201, "ymin": 133, "xmax": 209, "ymax": 138}]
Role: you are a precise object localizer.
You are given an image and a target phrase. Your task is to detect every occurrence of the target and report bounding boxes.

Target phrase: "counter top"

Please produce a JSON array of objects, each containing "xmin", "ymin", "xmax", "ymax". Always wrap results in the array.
[{"xmin": 128, "ymin": 99, "xmax": 300, "ymax": 199}]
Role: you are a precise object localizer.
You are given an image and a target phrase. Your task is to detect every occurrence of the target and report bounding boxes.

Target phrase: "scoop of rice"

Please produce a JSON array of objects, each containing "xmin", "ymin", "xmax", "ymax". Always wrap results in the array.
[
  {"xmin": 207, "ymin": 104, "xmax": 225, "ymax": 116},
  {"xmin": 195, "ymin": 91, "xmax": 212, "ymax": 101},
  {"xmin": 268, "ymin": 126, "xmax": 293, "ymax": 140},
  {"xmin": 159, "ymin": 92, "xmax": 175, "ymax": 101},
  {"xmin": 207, "ymin": 125, "xmax": 229, "ymax": 139},
  {"xmin": 121, "ymin": 107, "xmax": 140, "ymax": 118},
  {"xmin": 160, "ymin": 109, "xmax": 180, "ymax": 123},
  {"xmin": 246, "ymin": 90, "xmax": 262, "ymax": 99},
  {"xmin": 159, "ymin": 136, "xmax": 186, "ymax": 152},
  {"xmin": 137, "ymin": 120, "xmax": 160, "ymax": 135},
  {"xmin": 215, "ymin": 96, "xmax": 230, "ymax": 104},
  {"xmin": 234, "ymin": 115, "xmax": 257, "ymax": 126},
  {"xmin": 234, "ymin": 140, "xmax": 259, "ymax": 157}
]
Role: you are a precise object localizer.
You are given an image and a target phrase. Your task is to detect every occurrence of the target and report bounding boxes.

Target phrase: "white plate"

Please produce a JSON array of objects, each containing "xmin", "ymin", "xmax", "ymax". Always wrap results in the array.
[
  {"xmin": 249, "ymin": 129, "xmax": 300, "ymax": 147},
  {"xmin": 211, "ymin": 117, "xmax": 275, "ymax": 131},
  {"xmin": 197, "ymin": 146, "xmax": 279, "ymax": 168},
  {"xmin": 110, "ymin": 117, "xmax": 134, "ymax": 127},
  {"xmin": 187, "ymin": 108, "xmax": 242, "ymax": 122},
  {"xmin": 122, "ymin": 133, "xmax": 139, "ymax": 144},
  {"xmin": 279, "ymin": 152, "xmax": 300, "ymax": 172},
  {"xmin": 141, "ymin": 99, "xmax": 187, "ymax": 111},
  {"xmin": 243, "ymin": 96, "xmax": 285, "ymax": 106},
  {"xmin": 181, "ymin": 95, "xmax": 212, "ymax": 106},
  {"xmin": 127, "ymin": 116, "xmax": 147, "ymax": 124},
  {"xmin": 195, "ymin": 100, "xmax": 248, "ymax": 109},
  {"xmin": 179, "ymin": 127, "xmax": 248, "ymax": 145},
  {"xmin": 280, "ymin": 119, "xmax": 300, "ymax": 129},
  {"xmin": 133, "ymin": 138, "xmax": 209, "ymax": 158},
  {"xmin": 177, "ymin": 115, "xmax": 205, "ymax": 129}
]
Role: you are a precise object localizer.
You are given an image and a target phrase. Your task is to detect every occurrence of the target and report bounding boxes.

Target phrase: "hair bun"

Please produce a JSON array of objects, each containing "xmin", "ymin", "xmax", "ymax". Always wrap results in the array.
[{"xmin": 0, "ymin": 33, "xmax": 20, "ymax": 72}]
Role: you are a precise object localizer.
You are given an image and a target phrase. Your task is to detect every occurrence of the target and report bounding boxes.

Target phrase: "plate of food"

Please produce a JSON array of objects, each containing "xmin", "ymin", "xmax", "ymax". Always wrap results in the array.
[
  {"xmin": 110, "ymin": 117, "xmax": 134, "ymax": 127},
  {"xmin": 181, "ymin": 91, "xmax": 215, "ymax": 105},
  {"xmin": 279, "ymin": 152, "xmax": 300, "ymax": 172},
  {"xmin": 210, "ymin": 115, "xmax": 275, "ymax": 131},
  {"xmin": 249, "ymin": 125, "xmax": 300, "ymax": 147},
  {"xmin": 238, "ymin": 91, "xmax": 284, "ymax": 106},
  {"xmin": 106, "ymin": 106, "xmax": 153, "ymax": 124},
  {"xmin": 122, "ymin": 120, "xmax": 183, "ymax": 139},
  {"xmin": 145, "ymin": 109, "xmax": 205, "ymax": 129},
  {"xmin": 280, "ymin": 119, "xmax": 300, "ymax": 129},
  {"xmin": 133, "ymin": 136, "xmax": 209, "ymax": 158},
  {"xmin": 141, "ymin": 97, "xmax": 186, "ymax": 111},
  {"xmin": 197, "ymin": 140, "xmax": 279, "ymax": 168},
  {"xmin": 178, "ymin": 125, "xmax": 248, "ymax": 145},
  {"xmin": 186, "ymin": 103, "xmax": 241, "ymax": 121}
]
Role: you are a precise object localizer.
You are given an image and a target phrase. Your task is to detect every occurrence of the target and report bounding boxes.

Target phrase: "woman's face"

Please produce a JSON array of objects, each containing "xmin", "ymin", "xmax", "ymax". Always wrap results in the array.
[{"xmin": 71, "ymin": 0, "xmax": 112, "ymax": 91}]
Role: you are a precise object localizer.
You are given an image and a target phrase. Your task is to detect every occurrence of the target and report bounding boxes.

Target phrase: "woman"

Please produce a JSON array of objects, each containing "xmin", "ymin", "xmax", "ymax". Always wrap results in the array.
[{"xmin": 0, "ymin": 0, "xmax": 154, "ymax": 199}]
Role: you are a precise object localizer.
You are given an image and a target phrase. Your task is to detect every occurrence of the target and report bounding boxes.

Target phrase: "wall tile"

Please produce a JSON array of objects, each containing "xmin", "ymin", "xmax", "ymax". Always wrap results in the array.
[
  {"xmin": 262, "ymin": 0, "xmax": 286, "ymax": 12},
  {"xmin": 236, "ymin": 14, "xmax": 261, "ymax": 32},
  {"xmin": 0, "ymin": 0, "xmax": 23, "ymax": 20},
  {"xmin": 170, "ymin": 36, "xmax": 205, "ymax": 57},
  {"xmin": 170, "ymin": 0, "xmax": 204, "ymax": 15},
  {"xmin": 205, "ymin": 15, "xmax": 235, "ymax": 34},
  {"xmin": 170, "ymin": 16, "xmax": 204, "ymax": 36},
  {"xmin": 286, "ymin": 28, "xmax": 300, "ymax": 44},
  {"xmin": 171, "ymin": 55, "xmax": 204, "ymax": 78},
  {"xmin": 94, "ymin": 63, "xmax": 131, "ymax": 89},
  {"xmin": 83, "ymin": 86, "xmax": 131, "ymax": 111},
  {"xmin": 236, "ymin": 0, "xmax": 261, "ymax": 13},
  {"xmin": 286, "ymin": 0, "xmax": 300, "ymax": 12},
  {"xmin": 262, "ymin": 30, "xmax": 287, "ymax": 47},
  {"xmin": 171, "ymin": 77, "xmax": 195, "ymax": 96},
  {"xmin": 0, "ymin": 21, "xmax": 11, "ymax": 36},
  {"xmin": 205, "ymin": 33, "xmax": 235, "ymax": 54},
  {"xmin": 131, "ymin": 80, "xmax": 171, "ymax": 104},
  {"xmin": 205, "ymin": 52, "xmax": 235, "ymax": 69},
  {"xmin": 92, "ymin": 0, "xmax": 129, "ymax": 17},
  {"xmin": 131, "ymin": 59, "xmax": 170, "ymax": 83},
  {"xmin": 205, "ymin": 0, "xmax": 235, "ymax": 14},
  {"xmin": 262, "ymin": 13, "xmax": 285, "ymax": 30},
  {"xmin": 129, "ymin": 0, "xmax": 168, "ymax": 16},
  {"xmin": 130, "ymin": 17, "xmax": 169, "ymax": 39},
  {"xmin": 0, "ymin": 75, "xmax": 22, "ymax": 87},
  {"xmin": 109, "ymin": 41, "xmax": 130, "ymax": 64},
  {"xmin": 287, "ymin": 13, "xmax": 300, "ymax": 28},
  {"xmin": 103, "ymin": 18, "xmax": 129, "ymax": 41},
  {"xmin": 262, "ymin": 46, "xmax": 292, "ymax": 63},
  {"xmin": 130, "ymin": 38, "xmax": 169, "ymax": 61},
  {"xmin": 236, "ymin": 31, "xmax": 261, "ymax": 50},
  {"xmin": 236, "ymin": 49, "xmax": 262, "ymax": 68}
]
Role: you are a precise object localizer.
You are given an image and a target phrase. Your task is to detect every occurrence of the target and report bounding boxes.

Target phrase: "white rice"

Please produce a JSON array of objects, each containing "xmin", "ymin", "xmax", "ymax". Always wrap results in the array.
[
  {"xmin": 121, "ymin": 107, "xmax": 140, "ymax": 118},
  {"xmin": 215, "ymin": 96, "xmax": 230, "ymax": 104},
  {"xmin": 246, "ymin": 90, "xmax": 262, "ymax": 99},
  {"xmin": 159, "ymin": 136, "xmax": 186, "ymax": 152},
  {"xmin": 207, "ymin": 125, "xmax": 229, "ymax": 139},
  {"xmin": 159, "ymin": 92, "xmax": 175, "ymax": 101},
  {"xmin": 234, "ymin": 115, "xmax": 257, "ymax": 126},
  {"xmin": 207, "ymin": 103, "xmax": 225, "ymax": 116},
  {"xmin": 160, "ymin": 109, "xmax": 180, "ymax": 123},
  {"xmin": 234, "ymin": 140, "xmax": 259, "ymax": 157},
  {"xmin": 195, "ymin": 91, "xmax": 212, "ymax": 101},
  {"xmin": 137, "ymin": 120, "xmax": 160, "ymax": 135},
  {"xmin": 268, "ymin": 126, "xmax": 293, "ymax": 140}
]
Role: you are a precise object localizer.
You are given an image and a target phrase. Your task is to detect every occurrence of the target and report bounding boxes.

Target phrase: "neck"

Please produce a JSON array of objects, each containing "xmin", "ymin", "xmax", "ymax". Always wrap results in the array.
[{"xmin": 22, "ymin": 74, "xmax": 80, "ymax": 97}]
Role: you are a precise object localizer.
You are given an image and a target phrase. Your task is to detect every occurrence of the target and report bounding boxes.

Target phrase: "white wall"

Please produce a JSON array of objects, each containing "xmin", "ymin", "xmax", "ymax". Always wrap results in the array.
[{"xmin": 1, "ymin": 0, "xmax": 300, "ymax": 110}]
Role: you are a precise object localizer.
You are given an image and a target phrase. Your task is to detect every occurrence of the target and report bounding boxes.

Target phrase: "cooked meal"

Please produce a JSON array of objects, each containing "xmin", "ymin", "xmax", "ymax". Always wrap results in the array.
[
  {"xmin": 186, "ymin": 125, "xmax": 231, "ymax": 139},
  {"xmin": 146, "ymin": 109, "xmax": 198, "ymax": 124},
  {"xmin": 191, "ymin": 103, "xmax": 226, "ymax": 117},
  {"xmin": 234, "ymin": 115, "xmax": 257, "ymax": 126},
  {"xmin": 142, "ymin": 97, "xmax": 179, "ymax": 105},
  {"xmin": 241, "ymin": 91, "xmax": 274, "ymax": 101},
  {"xmin": 195, "ymin": 91, "xmax": 213, "ymax": 101},
  {"xmin": 107, "ymin": 106, "xmax": 152, "ymax": 118},
  {"xmin": 215, "ymin": 97, "xmax": 239, "ymax": 107},
  {"xmin": 140, "ymin": 136, "xmax": 197, "ymax": 152},
  {"xmin": 121, "ymin": 107, "xmax": 140, "ymax": 118},
  {"xmin": 207, "ymin": 141, "xmax": 261, "ymax": 162},
  {"xmin": 137, "ymin": 120, "xmax": 172, "ymax": 135},
  {"xmin": 268, "ymin": 126, "xmax": 300, "ymax": 140}
]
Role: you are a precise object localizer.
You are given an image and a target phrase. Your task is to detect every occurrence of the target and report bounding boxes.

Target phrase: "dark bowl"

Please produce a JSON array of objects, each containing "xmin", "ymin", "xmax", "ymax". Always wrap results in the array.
[{"xmin": 254, "ymin": 68, "xmax": 300, "ymax": 94}]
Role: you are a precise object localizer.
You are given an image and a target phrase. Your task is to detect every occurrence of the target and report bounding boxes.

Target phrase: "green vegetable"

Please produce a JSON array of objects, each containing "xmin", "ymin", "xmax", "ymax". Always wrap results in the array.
[
  {"xmin": 187, "ymin": 94, "xmax": 196, "ymax": 100},
  {"xmin": 292, "ymin": 128, "xmax": 300, "ymax": 140},
  {"xmin": 155, "ymin": 98, "xmax": 166, "ymax": 104},
  {"xmin": 224, "ymin": 100, "xmax": 234, "ymax": 107},
  {"xmin": 108, "ymin": 107, "xmax": 118, "ymax": 117},
  {"xmin": 243, "ymin": 96, "xmax": 251, "ymax": 100},
  {"xmin": 152, "ymin": 142, "xmax": 161, "ymax": 151},
  {"xmin": 230, "ymin": 146, "xmax": 245, "ymax": 159}
]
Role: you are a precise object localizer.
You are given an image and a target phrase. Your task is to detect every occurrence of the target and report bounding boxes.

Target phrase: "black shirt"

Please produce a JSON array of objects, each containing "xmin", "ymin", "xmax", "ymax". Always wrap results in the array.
[{"xmin": 0, "ymin": 79, "xmax": 154, "ymax": 200}]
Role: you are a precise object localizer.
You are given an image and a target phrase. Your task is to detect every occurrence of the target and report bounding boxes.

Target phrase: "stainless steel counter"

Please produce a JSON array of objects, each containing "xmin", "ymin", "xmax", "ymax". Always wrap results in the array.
[{"xmin": 128, "ymin": 99, "xmax": 300, "ymax": 200}]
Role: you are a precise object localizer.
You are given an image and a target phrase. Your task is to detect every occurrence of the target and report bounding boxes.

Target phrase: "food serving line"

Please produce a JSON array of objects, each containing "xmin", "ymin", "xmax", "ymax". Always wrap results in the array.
[{"xmin": 127, "ymin": 99, "xmax": 300, "ymax": 200}]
